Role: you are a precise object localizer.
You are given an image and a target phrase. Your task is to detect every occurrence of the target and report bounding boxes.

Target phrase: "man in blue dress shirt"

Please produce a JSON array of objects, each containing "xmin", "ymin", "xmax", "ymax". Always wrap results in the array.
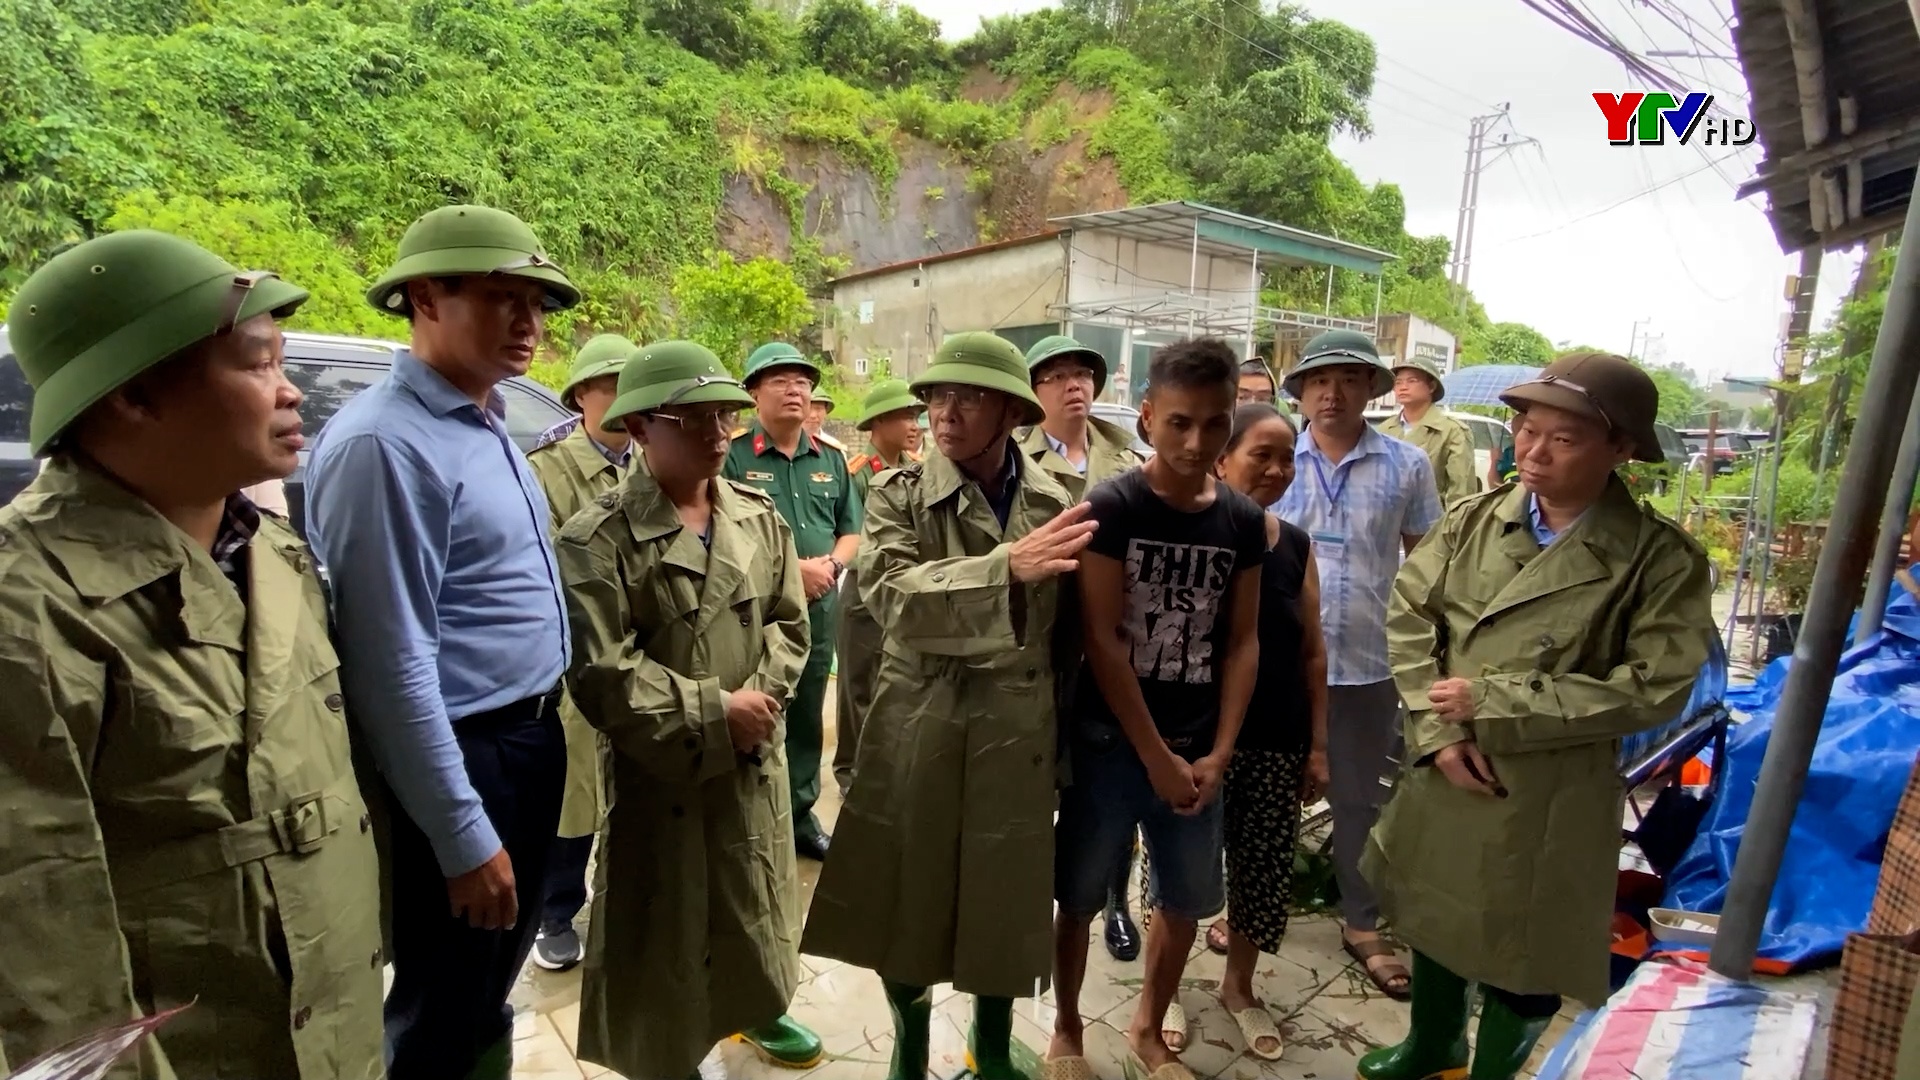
[{"xmin": 304, "ymin": 204, "xmax": 582, "ymax": 1080}]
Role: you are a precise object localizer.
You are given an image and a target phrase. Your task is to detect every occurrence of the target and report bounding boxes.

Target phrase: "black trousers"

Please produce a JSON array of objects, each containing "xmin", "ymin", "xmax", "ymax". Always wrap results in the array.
[
  {"xmin": 541, "ymin": 833, "xmax": 594, "ymax": 931},
  {"xmin": 384, "ymin": 686, "xmax": 567, "ymax": 1080}
]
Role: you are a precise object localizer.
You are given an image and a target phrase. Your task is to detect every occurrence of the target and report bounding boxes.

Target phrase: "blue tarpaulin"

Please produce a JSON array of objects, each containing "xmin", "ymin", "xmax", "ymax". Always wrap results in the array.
[{"xmin": 1660, "ymin": 571, "xmax": 1920, "ymax": 969}]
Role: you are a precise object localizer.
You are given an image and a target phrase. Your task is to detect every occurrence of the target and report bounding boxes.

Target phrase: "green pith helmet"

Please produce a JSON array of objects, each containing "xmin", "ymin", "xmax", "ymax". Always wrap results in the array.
[
  {"xmin": 1391, "ymin": 355, "xmax": 1447, "ymax": 402},
  {"xmin": 1024, "ymin": 334, "xmax": 1109, "ymax": 398},
  {"xmin": 742, "ymin": 341, "xmax": 819, "ymax": 388},
  {"xmin": 910, "ymin": 331, "xmax": 1046, "ymax": 426},
  {"xmin": 365, "ymin": 204, "xmax": 580, "ymax": 317},
  {"xmin": 562, "ymin": 333, "xmax": 636, "ymax": 411},
  {"xmin": 602, "ymin": 339, "xmax": 754, "ymax": 432},
  {"xmin": 856, "ymin": 378, "xmax": 923, "ymax": 431},
  {"xmin": 811, "ymin": 387, "xmax": 834, "ymax": 407},
  {"xmin": 8, "ymin": 230, "xmax": 309, "ymax": 456},
  {"xmin": 1282, "ymin": 328, "xmax": 1393, "ymax": 400}
]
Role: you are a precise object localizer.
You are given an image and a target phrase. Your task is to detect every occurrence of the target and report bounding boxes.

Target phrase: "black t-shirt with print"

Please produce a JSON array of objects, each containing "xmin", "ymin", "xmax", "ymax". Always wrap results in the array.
[{"xmin": 1074, "ymin": 468, "xmax": 1269, "ymax": 760}]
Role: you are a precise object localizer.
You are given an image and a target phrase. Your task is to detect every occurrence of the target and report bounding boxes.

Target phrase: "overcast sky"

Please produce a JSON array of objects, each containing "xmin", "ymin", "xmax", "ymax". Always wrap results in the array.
[{"xmin": 913, "ymin": 0, "xmax": 1857, "ymax": 385}]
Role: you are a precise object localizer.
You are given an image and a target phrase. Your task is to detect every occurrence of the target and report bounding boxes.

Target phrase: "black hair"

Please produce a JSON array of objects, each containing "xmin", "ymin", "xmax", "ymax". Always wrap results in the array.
[
  {"xmin": 1146, "ymin": 337, "xmax": 1239, "ymax": 398},
  {"xmin": 1222, "ymin": 402, "xmax": 1294, "ymax": 455},
  {"xmin": 1238, "ymin": 359, "xmax": 1275, "ymax": 384}
]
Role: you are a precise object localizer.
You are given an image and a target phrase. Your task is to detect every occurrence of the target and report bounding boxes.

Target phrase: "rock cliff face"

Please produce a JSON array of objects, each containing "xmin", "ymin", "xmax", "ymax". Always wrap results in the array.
[{"xmin": 720, "ymin": 77, "xmax": 1131, "ymax": 273}]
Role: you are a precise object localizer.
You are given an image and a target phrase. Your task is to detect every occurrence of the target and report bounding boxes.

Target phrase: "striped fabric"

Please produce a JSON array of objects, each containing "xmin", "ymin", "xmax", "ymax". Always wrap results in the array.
[{"xmin": 1535, "ymin": 960, "xmax": 1818, "ymax": 1080}]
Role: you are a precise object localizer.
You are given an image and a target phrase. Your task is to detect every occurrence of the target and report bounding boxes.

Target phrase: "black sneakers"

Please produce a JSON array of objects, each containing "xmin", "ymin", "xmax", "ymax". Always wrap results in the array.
[{"xmin": 533, "ymin": 924, "xmax": 584, "ymax": 972}]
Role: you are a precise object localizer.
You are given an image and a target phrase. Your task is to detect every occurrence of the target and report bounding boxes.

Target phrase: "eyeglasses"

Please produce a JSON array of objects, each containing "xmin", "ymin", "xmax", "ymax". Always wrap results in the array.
[
  {"xmin": 759, "ymin": 374, "xmax": 815, "ymax": 393},
  {"xmin": 1034, "ymin": 367, "xmax": 1097, "ymax": 388},
  {"xmin": 918, "ymin": 385, "xmax": 994, "ymax": 412},
  {"xmin": 649, "ymin": 407, "xmax": 742, "ymax": 434}
]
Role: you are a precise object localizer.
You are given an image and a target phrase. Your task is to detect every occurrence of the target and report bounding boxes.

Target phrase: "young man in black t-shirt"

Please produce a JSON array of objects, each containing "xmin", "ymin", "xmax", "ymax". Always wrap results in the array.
[{"xmin": 1048, "ymin": 338, "xmax": 1267, "ymax": 1076}]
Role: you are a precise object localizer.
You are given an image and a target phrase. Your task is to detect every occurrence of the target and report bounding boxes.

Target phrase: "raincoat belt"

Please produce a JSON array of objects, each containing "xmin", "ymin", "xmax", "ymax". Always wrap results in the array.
[{"xmin": 108, "ymin": 772, "xmax": 366, "ymax": 896}]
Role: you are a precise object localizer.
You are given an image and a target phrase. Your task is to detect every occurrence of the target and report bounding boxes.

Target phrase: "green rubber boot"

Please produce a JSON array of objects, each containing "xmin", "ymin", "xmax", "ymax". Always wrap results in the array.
[
  {"xmin": 1467, "ymin": 994, "xmax": 1554, "ymax": 1080},
  {"xmin": 1354, "ymin": 953, "xmax": 1471, "ymax": 1080},
  {"xmin": 966, "ymin": 996, "xmax": 1040, "ymax": 1080},
  {"xmin": 736, "ymin": 1014, "xmax": 824, "ymax": 1070},
  {"xmin": 884, "ymin": 980, "xmax": 933, "ymax": 1080}
]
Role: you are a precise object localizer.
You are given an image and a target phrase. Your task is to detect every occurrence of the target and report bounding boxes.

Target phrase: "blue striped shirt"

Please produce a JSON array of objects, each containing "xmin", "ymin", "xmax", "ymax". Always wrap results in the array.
[
  {"xmin": 305, "ymin": 349, "xmax": 569, "ymax": 876},
  {"xmin": 1275, "ymin": 424, "xmax": 1442, "ymax": 686}
]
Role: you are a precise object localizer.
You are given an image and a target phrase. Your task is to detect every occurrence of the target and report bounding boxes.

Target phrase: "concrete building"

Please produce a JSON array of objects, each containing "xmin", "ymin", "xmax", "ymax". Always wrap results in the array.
[{"xmin": 821, "ymin": 201, "xmax": 1396, "ymax": 404}]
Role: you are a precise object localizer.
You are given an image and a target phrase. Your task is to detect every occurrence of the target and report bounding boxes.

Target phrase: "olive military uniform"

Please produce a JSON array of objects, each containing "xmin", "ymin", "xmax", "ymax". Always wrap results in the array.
[
  {"xmin": 723, "ymin": 345, "xmax": 862, "ymax": 850},
  {"xmin": 0, "ymin": 231, "xmax": 383, "ymax": 1079},
  {"xmin": 832, "ymin": 378, "xmax": 924, "ymax": 795},
  {"xmin": 1381, "ymin": 357, "xmax": 1477, "ymax": 505}
]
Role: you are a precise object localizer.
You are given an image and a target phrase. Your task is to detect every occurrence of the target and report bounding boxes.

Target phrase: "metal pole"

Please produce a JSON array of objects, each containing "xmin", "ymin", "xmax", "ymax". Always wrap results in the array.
[
  {"xmin": 1712, "ymin": 191, "xmax": 1920, "ymax": 980},
  {"xmin": 1857, "ymin": 384, "xmax": 1920, "ymax": 644},
  {"xmin": 1722, "ymin": 450, "xmax": 1765, "ymax": 645},
  {"xmin": 1747, "ymin": 401, "xmax": 1790, "ymax": 667},
  {"xmin": 1373, "ymin": 274, "xmax": 1384, "ymax": 331},
  {"xmin": 1450, "ymin": 115, "xmax": 1479, "ymax": 287},
  {"xmin": 1324, "ymin": 267, "xmax": 1335, "ymax": 314},
  {"xmin": 1246, "ymin": 249, "xmax": 1260, "ymax": 360}
]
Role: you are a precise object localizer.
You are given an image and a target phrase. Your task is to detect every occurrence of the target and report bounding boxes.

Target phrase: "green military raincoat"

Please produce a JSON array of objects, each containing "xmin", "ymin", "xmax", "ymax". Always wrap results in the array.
[
  {"xmin": 526, "ymin": 425, "xmax": 629, "ymax": 838},
  {"xmin": 1381, "ymin": 408, "xmax": 1478, "ymax": 505},
  {"xmin": 1014, "ymin": 416, "xmax": 1142, "ymax": 502},
  {"xmin": 1363, "ymin": 478, "xmax": 1713, "ymax": 1004},
  {"xmin": 0, "ymin": 459, "xmax": 384, "ymax": 1079},
  {"xmin": 802, "ymin": 449, "xmax": 1076, "ymax": 997},
  {"xmin": 557, "ymin": 466, "xmax": 811, "ymax": 1080}
]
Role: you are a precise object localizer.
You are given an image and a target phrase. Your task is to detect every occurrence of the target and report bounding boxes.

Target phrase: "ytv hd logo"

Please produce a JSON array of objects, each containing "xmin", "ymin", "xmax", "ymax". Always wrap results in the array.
[{"xmin": 1593, "ymin": 92, "xmax": 1756, "ymax": 147}]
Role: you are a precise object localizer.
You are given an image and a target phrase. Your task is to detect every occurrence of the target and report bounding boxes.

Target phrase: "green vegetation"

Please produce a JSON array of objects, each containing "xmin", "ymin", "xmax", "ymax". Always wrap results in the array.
[{"xmin": 1, "ymin": 0, "xmax": 1556, "ymax": 400}]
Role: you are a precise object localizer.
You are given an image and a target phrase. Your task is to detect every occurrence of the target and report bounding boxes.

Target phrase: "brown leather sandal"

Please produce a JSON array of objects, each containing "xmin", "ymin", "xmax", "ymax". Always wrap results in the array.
[{"xmin": 1343, "ymin": 935, "xmax": 1412, "ymax": 1001}]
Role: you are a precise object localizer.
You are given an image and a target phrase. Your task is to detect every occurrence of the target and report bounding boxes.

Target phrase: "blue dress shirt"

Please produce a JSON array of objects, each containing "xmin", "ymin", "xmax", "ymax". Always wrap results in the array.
[{"xmin": 305, "ymin": 349, "xmax": 569, "ymax": 876}]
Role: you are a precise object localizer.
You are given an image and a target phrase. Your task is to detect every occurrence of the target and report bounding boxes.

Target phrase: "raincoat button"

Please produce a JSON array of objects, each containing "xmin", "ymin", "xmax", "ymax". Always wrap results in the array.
[
  {"xmin": 1025, "ymin": 667, "xmax": 1037, "ymax": 679},
  {"xmin": 1530, "ymin": 679, "xmax": 1544, "ymax": 691},
  {"xmin": 324, "ymin": 693, "xmax": 344, "ymax": 711},
  {"xmin": 930, "ymin": 571, "xmax": 945, "ymax": 582},
  {"xmin": 358, "ymin": 814, "xmax": 370, "ymax": 833},
  {"xmin": 293, "ymin": 1006, "xmax": 312, "ymax": 1029},
  {"xmin": 1031, "ymin": 754, "xmax": 1043, "ymax": 766},
  {"xmin": 371, "ymin": 951, "xmax": 382, "ymax": 968}
]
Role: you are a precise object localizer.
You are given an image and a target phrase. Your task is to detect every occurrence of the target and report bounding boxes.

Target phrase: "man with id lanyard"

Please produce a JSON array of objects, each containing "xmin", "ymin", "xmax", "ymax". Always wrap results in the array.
[{"xmin": 1273, "ymin": 329, "xmax": 1440, "ymax": 1001}]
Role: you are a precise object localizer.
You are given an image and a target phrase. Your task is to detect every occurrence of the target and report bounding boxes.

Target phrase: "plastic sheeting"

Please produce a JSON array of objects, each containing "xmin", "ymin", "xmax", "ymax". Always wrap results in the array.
[
  {"xmin": 1535, "ymin": 960, "xmax": 1818, "ymax": 1080},
  {"xmin": 1660, "ymin": 573, "xmax": 1920, "ymax": 969}
]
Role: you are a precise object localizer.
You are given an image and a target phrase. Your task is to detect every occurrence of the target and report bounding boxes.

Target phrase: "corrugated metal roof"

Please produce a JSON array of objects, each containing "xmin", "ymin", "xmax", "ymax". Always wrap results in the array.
[
  {"xmin": 1732, "ymin": 0, "xmax": 1920, "ymax": 251},
  {"xmin": 1047, "ymin": 201, "xmax": 1396, "ymax": 272}
]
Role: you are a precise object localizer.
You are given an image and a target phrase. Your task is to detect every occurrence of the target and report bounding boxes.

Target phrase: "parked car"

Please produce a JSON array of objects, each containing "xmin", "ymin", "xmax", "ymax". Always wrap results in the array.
[
  {"xmin": 0, "ymin": 328, "xmax": 574, "ymax": 539},
  {"xmin": 1365, "ymin": 407, "xmax": 1509, "ymax": 493},
  {"xmin": 1089, "ymin": 402, "xmax": 1154, "ymax": 456},
  {"xmin": 1676, "ymin": 429, "xmax": 1756, "ymax": 476}
]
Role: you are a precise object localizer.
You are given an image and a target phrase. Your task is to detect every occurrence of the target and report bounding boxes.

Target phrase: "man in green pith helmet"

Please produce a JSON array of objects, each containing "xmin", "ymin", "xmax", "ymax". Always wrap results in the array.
[
  {"xmin": 306, "ymin": 203, "xmax": 581, "ymax": 1079},
  {"xmin": 558, "ymin": 340, "xmax": 822, "ymax": 1077},
  {"xmin": 1360, "ymin": 352, "xmax": 1711, "ymax": 1080},
  {"xmin": 832, "ymin": 377, "xmax": 925, "ymax": 796},
  {"xmin": 806, "ymin": 386, "xmax": 842, "ymax": 450},
  {"xmin": 1379, "ymin": 355, "xmax": 1478, "ymax": 505},
  {"xmin": 1014, "ymin": 333, "xmax": 1149, "ymax": 963},
  {"xmin": 525, "ymin": 332, "xmax": 636, "ymax": 973},
  {"xmin": 0, "ymin": 230, "xmax": 383, "ymax": 1078},
  {"xmin": 723, "ymin": 342, "xmax": 861, "ymax": 862},
  {"xmin": 803, "ymin": 331, "xmax": 1097, "ymax": 1080}
]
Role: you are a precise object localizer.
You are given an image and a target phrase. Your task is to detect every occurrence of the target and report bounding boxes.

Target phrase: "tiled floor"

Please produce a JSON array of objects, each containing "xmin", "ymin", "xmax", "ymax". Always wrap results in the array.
[{"xmin": 503, "ymin": 691, "xmax": 1577, "ymax": 1080}]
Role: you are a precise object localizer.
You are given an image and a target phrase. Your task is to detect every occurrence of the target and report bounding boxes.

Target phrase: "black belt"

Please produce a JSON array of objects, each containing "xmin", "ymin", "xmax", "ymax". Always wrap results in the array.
[{"xmin": 462, "ymin": 681, "xmax": 563, "ymax": 726}]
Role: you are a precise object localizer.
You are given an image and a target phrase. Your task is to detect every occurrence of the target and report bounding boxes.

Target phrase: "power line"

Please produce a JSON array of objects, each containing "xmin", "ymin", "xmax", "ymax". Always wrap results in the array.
[
  {"xmin": 1494, "ymin": 150, "xmax": 1744, "ymax": 242},
  {"xmin": 1216, "ymin": 0, "xmax": 1492, "ymax": 114}
]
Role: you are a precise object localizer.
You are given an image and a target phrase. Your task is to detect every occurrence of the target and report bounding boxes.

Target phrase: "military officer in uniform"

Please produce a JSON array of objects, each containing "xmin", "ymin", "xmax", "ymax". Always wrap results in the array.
[
  {"xmin": 723, "ymin": 342, "xmax": 860, "ymax": 860},
  {"xmin": 559, "ymin": 340, "xmax": 823, "ymax": 1076},
  {"xmin": 806, "ymin": 386, "xmax": 837, "ymax": 446},
  {"xmin": 1013, "ymin": 334, "xmax": 1148, "ymax": 962},
  {"xmin": 525, "ymin": 332, "xmax": 635, "ymax": 972},
  {"xmin": 1361, "ymin": 353, "xmax": 1713, "ymax": 1080},
  {"xmin": 0, "ymin": 230, "xmax": 384, "ymax": 1078},
  {"xmin": 832, "ymin": 378, "xmax": 925, "ymax": 796},
  {"xmin": 1379, "ymin": 356, "xmax": 1477, "ymax": 504},
  {"xmin": 804, "ymin": 332, "xmax": 1097, "ymax": 1080}
]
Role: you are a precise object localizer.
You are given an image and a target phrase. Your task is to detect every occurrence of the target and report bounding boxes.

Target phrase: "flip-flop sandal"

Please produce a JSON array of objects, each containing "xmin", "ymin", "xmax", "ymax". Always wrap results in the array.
[
  {"xmin": 1229, "ymin": 1006, "xmax": 1285, "ymax": 1061},
  {"xmin": 1162, "ymin": 1001, "xmax": 1189, "ymax": 1052},
  {"xmin": 1342, "ymin": 936, "xmax": 1413, "ymax": 1001},
  {"xmin": 1040, "ymin": 1056, "xmax": 1095, "ymax": 1080},
  {"xmin": 1127, "ymin": 1052, "xmax": 1197, "ymax": 1080},
  {"xmin": 1204, "ymin": 919, "xmax": 1230, "ymax": 955}
]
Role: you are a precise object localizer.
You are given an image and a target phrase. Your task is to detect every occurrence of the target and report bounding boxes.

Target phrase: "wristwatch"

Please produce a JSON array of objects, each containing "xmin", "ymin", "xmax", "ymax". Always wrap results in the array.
[{"xmin": 827, "ymin": 556, "xmax": 846, "ymax": 576}]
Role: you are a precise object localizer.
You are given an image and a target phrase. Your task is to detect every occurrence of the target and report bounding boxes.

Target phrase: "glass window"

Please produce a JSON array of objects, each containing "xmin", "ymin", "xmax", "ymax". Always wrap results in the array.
[
  {"xmin": 0, "ymin": 353, "xmax": 32, "ymax": 444},
  {"xmin": 498, "ymin": 381, "xmax": 571, "ymax": 449},
  {"xmin": 992, "ymin": 323, "xmax": 1058, "ymax": 357},
  {"xmin": 284, "ymin": 361, "xmax": 386, "ymax": 432}
]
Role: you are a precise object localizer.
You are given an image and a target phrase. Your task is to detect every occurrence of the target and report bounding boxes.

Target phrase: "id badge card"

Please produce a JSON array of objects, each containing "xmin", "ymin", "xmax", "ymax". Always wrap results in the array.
[{"xmin": 1309, "ymin": 530, "xmax": 1348, "ymax": 561}]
